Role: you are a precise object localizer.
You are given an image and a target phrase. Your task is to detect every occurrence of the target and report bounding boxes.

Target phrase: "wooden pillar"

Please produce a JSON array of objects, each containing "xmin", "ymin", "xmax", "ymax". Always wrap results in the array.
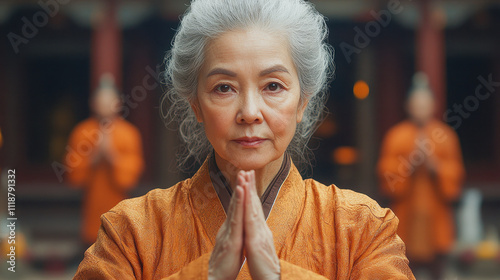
[
  {"xmin": 0, "ymin": 35, "xmax": 5, "ymax": 167},
  {"xmin": 90, "ymin": 0, "xmax": 122, "ymax": 90},
  {"xmin": 355, "ymin": 47, "xmax": 377, "ymax": 197},
  {"xmin": 1, "ymin": 37, "xmax": 21, "ymax": 167},
  {"xmin": 376, "ymin": 38, "xmax": 406, "ymax": 139},
  {"xmin": 494, "ymin": 50, "xmax": 500, "ymax": 169},
  {"xmin": 416, "ymin": 0, "xmax": 446, "ymax": 119},
  {"xmin": 125, "ymin": 35, "xmax": 156, "ymax": 184}
]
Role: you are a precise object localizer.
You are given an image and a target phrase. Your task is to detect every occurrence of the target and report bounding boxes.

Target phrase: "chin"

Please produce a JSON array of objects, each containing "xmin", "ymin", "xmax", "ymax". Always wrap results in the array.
[{"xmin": 226, "ymin": 151, "xmax": 278, "ymax": 171}]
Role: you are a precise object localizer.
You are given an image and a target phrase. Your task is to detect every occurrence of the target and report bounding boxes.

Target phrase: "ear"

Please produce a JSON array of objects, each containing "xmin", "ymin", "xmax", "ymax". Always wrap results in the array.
[
  {"xmin": 296, "ymin": 98, "xmax": 309, "ymax": 123},
  {"xmin": 190, "ymin": 99, "xmax": 204, "ymax": 123}
]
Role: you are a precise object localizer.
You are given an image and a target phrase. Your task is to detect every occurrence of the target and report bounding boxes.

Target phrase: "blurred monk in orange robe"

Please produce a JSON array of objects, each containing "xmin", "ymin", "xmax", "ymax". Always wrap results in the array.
[
  {"xmin": 65, "ymin": 75, "xmax": 144, "ymax": 246},
  {"xmin": 378, "ymin": 73, "xmax": 465, "ymax": 279}
]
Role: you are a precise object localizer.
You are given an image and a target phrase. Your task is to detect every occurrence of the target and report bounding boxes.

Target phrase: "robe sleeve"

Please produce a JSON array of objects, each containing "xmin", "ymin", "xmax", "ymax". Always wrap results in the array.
[
  {"xmin": 73, "ymin": 214, "xmax": 210, "ymax": 280},
  {"xmin": 350, "ymin": 214, "xmax": 415, "ymax": 279},
  {"xmin": 65, "ymin": 123, "xmax": 95, "ymax": 188},
  {"xmin": 433, "ymin": 128, "xmax": 464, "ymax": 202},
  {"xmin": 377, "ymin": 127, "xmax": 412, "ymax": 200},
  {"xmin": 108, "ymin": 124, "xmax": 144, "ymax": 191}
]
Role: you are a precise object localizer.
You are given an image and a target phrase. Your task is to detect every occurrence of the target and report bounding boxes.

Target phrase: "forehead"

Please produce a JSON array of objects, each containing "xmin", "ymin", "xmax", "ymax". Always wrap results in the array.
[{"xmin": 202, "ymin": 28, "xmax": 296, "ymax": 73}]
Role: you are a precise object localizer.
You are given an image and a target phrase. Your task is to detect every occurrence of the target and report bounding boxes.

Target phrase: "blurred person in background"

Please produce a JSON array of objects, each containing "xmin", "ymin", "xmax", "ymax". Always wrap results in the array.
[
  {"xmin": 378, "ymin": 73, "xmax": 465, "ymax": 279},
  {"xmin": 65, "ymin": 74, "xmax": 144, "ymax": 249},
  {"xmin": 73, "ymin": 0, "xmax": 415, "ymax": 279}
]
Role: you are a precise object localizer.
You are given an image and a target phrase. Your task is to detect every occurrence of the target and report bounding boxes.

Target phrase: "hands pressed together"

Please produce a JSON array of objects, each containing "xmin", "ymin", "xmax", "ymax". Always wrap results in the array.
[
  {"xmin": 91, "ymin": 133, "xmax": 116, "ymax": 166},
  {"xmin": 208, "ymin": 170, "xmax": 280, "ymax": 280}
]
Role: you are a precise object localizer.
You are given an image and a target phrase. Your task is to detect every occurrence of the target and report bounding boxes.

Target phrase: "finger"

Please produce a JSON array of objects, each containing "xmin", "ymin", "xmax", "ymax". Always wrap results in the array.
[
  {"xmin": 225, "ymin": 178, "xmax": 238, "ymax": 221},
  {"xmin": 249, "ymin": 171, "xmax": 259, "ymax": 201},
  {"xmin": 250, "ymin": 170, "xmax": 255, "ymax": 191},
  {"xmin": 229, "ymin": 184, "xmax": 245, "ymax": 240},
  {"xmin": 247, "ymin": 170, "xmax": 265, "ymax": 220},
  {"xmin": 244, "ymin": 174, "xmax": 266, "ymax": 240},
  {"xmin": 251, "ymin": 170, "xmax": 261, "ymax": 209},
  {"xmin": 221, "ymin": 171, "xmax": 244, "ymax": 231}
]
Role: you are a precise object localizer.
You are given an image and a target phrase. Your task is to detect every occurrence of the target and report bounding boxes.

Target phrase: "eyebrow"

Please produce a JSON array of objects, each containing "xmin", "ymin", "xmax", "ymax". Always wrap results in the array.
[
  {"xmin": 259, "ymin": 65, "xmax": 290, "ymax": 76},
  {"xmin": 206, "ymin": 65, "xmax": 290, "ymax": 78},
  {"xmin": 207, "ymin": 68, "xmax": 237, "ymax": 77}
]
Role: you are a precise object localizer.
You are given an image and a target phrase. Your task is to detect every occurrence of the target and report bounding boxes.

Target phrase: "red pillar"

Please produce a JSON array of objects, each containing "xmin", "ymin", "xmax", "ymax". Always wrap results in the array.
[
  {"xmin": 91, "ymin": 0, "xmax": 122, "ymax": 90},
  {"xmin": 376, "ymin": 38, "xmax": 407, "ymax": 139},
  {"xmin": 416, "ymin": 0, "xmax": 446, "ymax": 119},
  {"xmin": 126, "ymin": 36, "xmax": 156, "ymax": 183}
]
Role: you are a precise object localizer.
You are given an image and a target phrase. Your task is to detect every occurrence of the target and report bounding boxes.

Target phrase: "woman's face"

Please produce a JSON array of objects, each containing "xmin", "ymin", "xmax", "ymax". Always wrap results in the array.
[{"xmin": 193, "ymin": 28, "xmax": 306, "ymax": 171}]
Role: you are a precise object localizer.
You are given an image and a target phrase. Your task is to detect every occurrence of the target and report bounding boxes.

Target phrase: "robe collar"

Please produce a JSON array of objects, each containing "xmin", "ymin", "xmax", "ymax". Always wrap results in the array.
[
  {"xmin": 188, "ymin": 152, "xmax": 306, "ymax": 253},
  {"xmin": 207, "ymin": 152, "xmax": 291, "ymax": 219}
]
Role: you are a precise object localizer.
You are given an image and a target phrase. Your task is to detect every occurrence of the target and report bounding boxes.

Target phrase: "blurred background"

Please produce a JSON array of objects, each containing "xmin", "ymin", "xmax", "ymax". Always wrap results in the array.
[{"xmin": 0, "ymin": 0, "xmax": 499, "ymax": 279}]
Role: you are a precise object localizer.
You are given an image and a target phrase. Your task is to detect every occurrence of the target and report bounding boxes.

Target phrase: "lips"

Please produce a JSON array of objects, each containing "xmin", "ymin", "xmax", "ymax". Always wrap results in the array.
[{"xmin": 233, "ymin": 137, "xmax": 266, "ymax": 147}]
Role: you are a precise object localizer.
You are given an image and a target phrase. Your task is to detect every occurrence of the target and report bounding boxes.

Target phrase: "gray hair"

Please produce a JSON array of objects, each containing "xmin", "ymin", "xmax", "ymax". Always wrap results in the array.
[
  {"xmin": 161, "ymin": 0, "xmax": 334, "ymax": 171},
  {"xmin": 407, "ymin": 72, "xmax": 434, "ymax": 99}
]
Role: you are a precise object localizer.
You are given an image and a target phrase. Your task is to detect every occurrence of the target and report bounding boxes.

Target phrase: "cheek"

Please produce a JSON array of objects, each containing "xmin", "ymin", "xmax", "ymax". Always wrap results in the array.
[
  {"xmin": 266, "ymin": 103, "xmax": 299, "ymax": 139},
  {"xmin": 201, "ymin": 105, "xmax": 233, "ymax": 139}
]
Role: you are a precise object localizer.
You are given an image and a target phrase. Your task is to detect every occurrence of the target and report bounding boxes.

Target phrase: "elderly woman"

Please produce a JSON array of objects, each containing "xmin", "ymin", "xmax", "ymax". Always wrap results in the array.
[{"xmin": 74, "ymin": 0, "xmax": 415, "ymax": 279}]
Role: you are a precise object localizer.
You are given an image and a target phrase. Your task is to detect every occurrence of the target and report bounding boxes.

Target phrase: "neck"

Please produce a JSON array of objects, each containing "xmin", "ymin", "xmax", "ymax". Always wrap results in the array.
[
  {"xmin": 411, "ymin": 117, "xmax": 432, "ymax": 128},
  {"xmin": 214, "ymin": 152, "xmax": 284, "ymax": 197},
  {"xmin": 94, "ymin": 114, "xmax": 119, "ymax": 122}
]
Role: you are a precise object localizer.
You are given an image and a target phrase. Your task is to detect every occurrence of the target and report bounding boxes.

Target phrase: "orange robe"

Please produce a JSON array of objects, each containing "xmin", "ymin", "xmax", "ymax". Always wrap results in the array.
[
  {"xmin": 377, "ymin": 119, "xmax": 464, "ymax": 262},
  {"xmin": 66, "ymin": 117, "xmax": 144, "ymax": 244},
  {"xmin": 74, "ymin": 157, "xmax": 414, "ymax": 279}
]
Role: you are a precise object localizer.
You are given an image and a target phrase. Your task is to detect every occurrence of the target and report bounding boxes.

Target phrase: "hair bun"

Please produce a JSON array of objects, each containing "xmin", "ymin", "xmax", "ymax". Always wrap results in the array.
[
  {"xmin": 99, "ymin": 73, "xmax": 116, "ymax": 89},
  {"xmin": 412, "ymin": 72, "xmax": 430, "ymax": 90}
]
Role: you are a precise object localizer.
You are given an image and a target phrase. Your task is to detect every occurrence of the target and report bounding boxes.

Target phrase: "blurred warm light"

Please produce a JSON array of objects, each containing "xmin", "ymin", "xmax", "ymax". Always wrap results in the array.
[
  {"xmin": 0, "ymin": 127, "xmax": 3, "ymax": 148},
  {"xmin": 332, "ymin": 146, "xmax": 358, "ymax": 165},
  {"xmin": 353, "ymin": 80, "xmax": 369, "ymax": 100},
  {"xmin": 315, "ymin": 116, "xmax": 337, "ymax": 138},
  {"xmin": 2, "ymin": 231, "xmax": 27, "ymax": 259},
  {"xmin": 476, "ymin": 240, "xmax": 499, "ymax": 260}
]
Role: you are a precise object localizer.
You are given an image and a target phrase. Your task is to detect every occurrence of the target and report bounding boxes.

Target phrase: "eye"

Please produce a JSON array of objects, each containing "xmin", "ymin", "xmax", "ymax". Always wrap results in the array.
[
  {"xmin": 266, "ymin": 82, "xmax": 283, "ymax": 92},
  {"xmin": 215, "ymin": 84, "xmax": 232, "ymax": 93}
]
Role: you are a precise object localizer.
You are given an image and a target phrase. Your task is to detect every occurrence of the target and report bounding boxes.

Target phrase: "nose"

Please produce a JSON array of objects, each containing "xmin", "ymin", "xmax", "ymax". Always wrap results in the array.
[{"xmin": 236, "ymin": 89, "xmax": 263, "ymax": 124}]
